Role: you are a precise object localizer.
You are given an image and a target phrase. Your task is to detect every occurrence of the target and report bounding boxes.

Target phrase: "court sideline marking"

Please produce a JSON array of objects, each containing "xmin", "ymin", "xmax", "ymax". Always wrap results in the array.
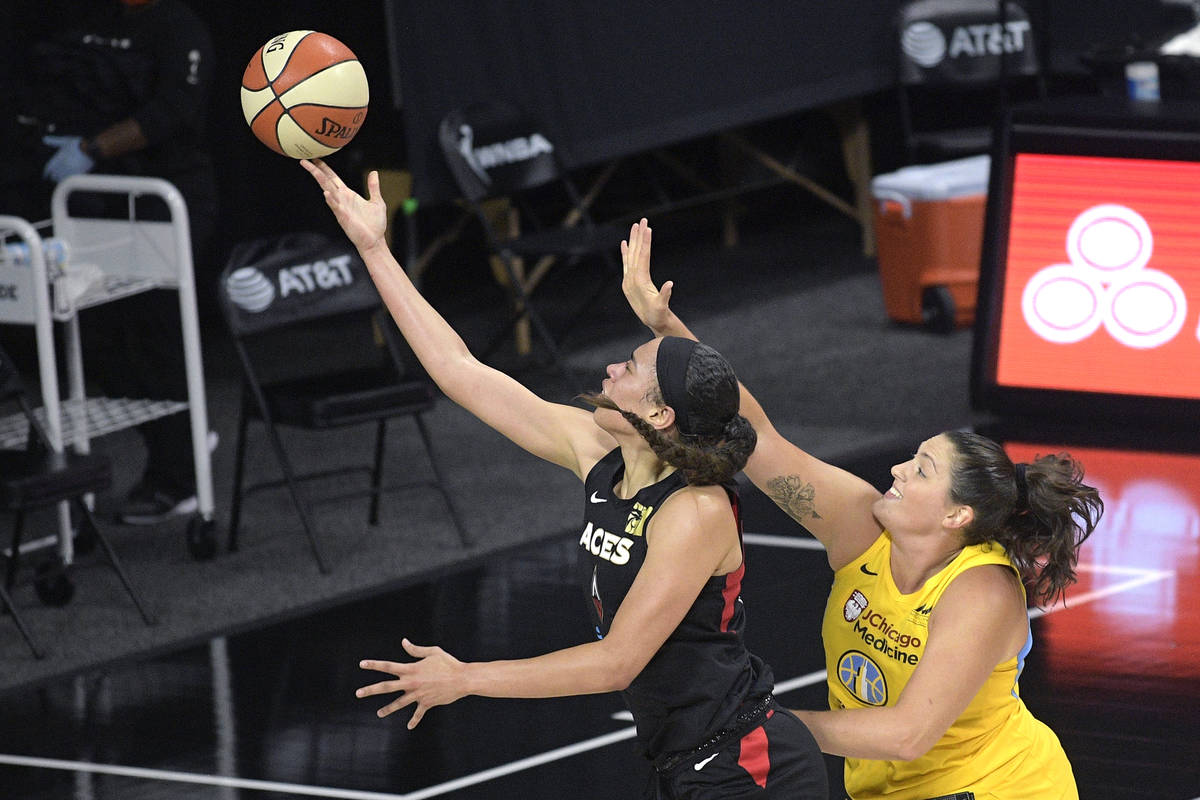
[{"xmin": 0, "ymin": 534, "xmax": 1178, "ymax": 799}]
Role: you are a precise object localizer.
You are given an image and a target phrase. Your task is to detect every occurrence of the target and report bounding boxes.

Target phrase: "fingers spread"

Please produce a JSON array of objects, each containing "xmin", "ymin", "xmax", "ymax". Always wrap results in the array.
[
  {"xmin": 381, "ymin": 691, "xmax": 417, "ymax": 716},
  {"xmin": 355, "ymin": 680, "xmax": 397, "ymax": 698},
  {"xmin": 401, "ymin": 638, "xmax": 436, "ymax": 657},
  {"xmin": 407, "ymin": 705, "xmax": 426, "ymax": 729},
  {"xmin": 359, "ymin": 659, "xmax": 400, "ymax": 674}
]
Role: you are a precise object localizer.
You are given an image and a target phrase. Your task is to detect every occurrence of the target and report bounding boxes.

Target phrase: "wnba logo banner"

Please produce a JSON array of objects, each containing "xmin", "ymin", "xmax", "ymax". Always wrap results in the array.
[{"xmin": 996, "ymin": 153, "xmax": 1200, "ymax": 400}]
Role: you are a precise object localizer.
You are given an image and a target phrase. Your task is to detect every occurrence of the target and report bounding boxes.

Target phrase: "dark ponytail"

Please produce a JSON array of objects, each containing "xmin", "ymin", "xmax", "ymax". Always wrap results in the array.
[
  {"xmin": 620, "ymin": 410, "xmax": 756, "ymax": 485},
  {"xmin": 943, "ymin": 431, "xmax": 1104, "ymax": 606}
]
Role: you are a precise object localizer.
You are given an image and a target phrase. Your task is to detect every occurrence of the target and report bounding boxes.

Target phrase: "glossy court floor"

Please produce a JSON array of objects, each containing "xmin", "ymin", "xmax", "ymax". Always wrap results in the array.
[{"xmin": 0, "ymin": 431, "xmax": 1197, "ymax": 799}]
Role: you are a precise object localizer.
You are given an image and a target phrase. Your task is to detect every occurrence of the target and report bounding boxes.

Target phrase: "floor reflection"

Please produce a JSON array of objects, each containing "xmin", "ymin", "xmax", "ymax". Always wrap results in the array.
[{"xmin": 1, "ymin": 438, "xmax": 1197, "ymax": 799}]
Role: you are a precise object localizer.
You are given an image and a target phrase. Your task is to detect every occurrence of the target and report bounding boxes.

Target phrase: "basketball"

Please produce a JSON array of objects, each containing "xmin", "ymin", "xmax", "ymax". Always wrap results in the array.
[{"xmin": 240, "ymin": 30, "xmax": 369, "ymax": 159}]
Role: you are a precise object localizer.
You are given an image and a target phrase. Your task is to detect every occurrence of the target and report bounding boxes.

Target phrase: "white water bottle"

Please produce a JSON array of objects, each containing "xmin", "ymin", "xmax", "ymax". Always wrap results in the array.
[{"xmin": 1125, "ymin": 61, "xmax": 1161, "ymax": 101}]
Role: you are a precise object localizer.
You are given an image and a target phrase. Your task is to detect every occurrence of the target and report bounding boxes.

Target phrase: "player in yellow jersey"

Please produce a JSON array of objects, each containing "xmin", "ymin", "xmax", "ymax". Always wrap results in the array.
[{"xmin": 621, "ymin": 219, "xmax": 1104, "ymax": 800}]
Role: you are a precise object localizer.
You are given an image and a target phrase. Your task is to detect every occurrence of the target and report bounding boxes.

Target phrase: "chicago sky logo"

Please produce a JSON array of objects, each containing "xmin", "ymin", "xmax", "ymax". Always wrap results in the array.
[
  {"xmin": 837, "ymin": 650, "xmax": 888, "ymax": 706},
  {"xmin": 1021, "ymin": 204, "xmax": 1188, "ymax": 349}
]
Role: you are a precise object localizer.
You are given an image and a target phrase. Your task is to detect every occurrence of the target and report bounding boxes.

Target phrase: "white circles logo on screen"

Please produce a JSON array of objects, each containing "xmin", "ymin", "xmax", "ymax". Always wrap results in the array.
[
  {"xmin": 901, "ymin": 22, "xmax": 947, "ymax": 68},
  {"xmin": 226, "ymin": 267, "xmax": 276, "ymax": 313},
  {"xmin": 1022, "ymin": 264, "xmax": 1105, "ymax": 344},
  {"xmin": 1066, "ymin": 204, "xmax": 1153, "ymax": 280},
  {"xmin": 1021, "ymin": 204, "xmax": 1187, "ymax": 349},
  {"xmin": 1105, "ymin": 270, "xmax": 1187, "ymax": 349}
]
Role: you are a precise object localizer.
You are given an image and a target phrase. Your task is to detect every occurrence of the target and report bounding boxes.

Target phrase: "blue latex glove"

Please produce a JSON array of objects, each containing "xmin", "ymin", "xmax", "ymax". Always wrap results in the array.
[{"xmin": 42, "ymin": 135, "xmax": 95, "ymax": 182}]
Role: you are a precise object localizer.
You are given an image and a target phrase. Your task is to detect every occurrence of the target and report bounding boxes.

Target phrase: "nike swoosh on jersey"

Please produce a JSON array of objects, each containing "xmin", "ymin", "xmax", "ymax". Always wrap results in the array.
[
  {"xmin": 589, "ymin": 491, "xmax": 607, "ymax": 503},
  {"xmin": 694, "ymin": 753, "xmax": 718, "ymax": 771},
  {"xmin": 860, "ymin": 564, "xmax": 878, "ymax": 576}
]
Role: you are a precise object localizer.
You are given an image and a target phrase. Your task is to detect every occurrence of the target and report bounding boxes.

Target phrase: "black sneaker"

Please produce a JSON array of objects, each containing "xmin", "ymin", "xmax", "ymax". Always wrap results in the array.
[{"xmin": 116, "ymin": 482, "xmax": 199, "ymax": 525}]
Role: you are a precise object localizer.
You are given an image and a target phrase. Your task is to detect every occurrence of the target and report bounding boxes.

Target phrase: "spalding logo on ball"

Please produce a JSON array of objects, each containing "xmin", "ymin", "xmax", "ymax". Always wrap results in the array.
[{"xmin": 240, "ymin": 30, "xmax": 369, "ymax": 159}]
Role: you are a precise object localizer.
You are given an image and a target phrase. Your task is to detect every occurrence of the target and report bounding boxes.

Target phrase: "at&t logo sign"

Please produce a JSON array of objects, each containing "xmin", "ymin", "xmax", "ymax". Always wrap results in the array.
[
  {"xmin": 901, "ymin": 18, "xmax": 1031, "ymax": 69},
  {"xmin": 1021, "ymin": 204, "xmax": 1191, "ymax": 349},
  {"xmin": 224, "ymin": 255, "xmax": 356, "ymax": 314}
]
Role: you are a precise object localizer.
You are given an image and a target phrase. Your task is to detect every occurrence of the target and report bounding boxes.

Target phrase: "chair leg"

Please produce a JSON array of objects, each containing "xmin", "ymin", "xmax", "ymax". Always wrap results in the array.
[
  {"xmin": 492, "ymin": 251, "xmax": 579, "ymax": 388},
  {"xmin": 227, "ymin": 399, "xmax": 251, "ymax": 553},
  {"xmin": 368, "ymin": 419, "xmax": 386, "ymax": 526},
  {"xmin": 261, "ymin": 420, "xmax": 332, "ymax": 574},
  {"xmin": 415, "ymin": 415, "xmax": 471, "ymax": 548},
  {"xmin": 0, "ymin": 579, "xmax": 45, "ymax": 659},
  {"xmin": 6, "ymin": 511, "xmax": 26, "ymax": 591},
  {"xmin": 74, "ymin": 498, "xmax": 156, "ymax": 626}
]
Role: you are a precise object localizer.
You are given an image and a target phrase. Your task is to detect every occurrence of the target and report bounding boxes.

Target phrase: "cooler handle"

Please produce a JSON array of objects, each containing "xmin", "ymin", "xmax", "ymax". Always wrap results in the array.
[{"xmin": 874, "ymin": 189, "xmax": 912, "ymax": 221}]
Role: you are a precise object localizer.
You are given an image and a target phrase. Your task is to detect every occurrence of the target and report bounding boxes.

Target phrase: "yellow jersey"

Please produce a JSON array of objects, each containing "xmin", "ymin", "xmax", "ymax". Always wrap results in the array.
[{"xmin": 822, "ymin": 531, "xmax": 1078, "ymax": 800}]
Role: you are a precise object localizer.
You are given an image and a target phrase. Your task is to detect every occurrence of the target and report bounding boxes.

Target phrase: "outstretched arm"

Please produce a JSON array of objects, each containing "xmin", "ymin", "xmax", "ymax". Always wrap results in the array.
[
  {"xmin": 621, "ymin": 219, "xmax": 882, "ymax": 568},
  {"xmin": 302, "ymin": 159, "xmax": 611, "ymax": 477},
  {"xmin": 355, "ymin": 487, "xmax": 738, "ymax": 729}
]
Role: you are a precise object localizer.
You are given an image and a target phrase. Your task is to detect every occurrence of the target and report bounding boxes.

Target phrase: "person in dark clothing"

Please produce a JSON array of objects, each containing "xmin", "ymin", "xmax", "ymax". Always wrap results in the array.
[
  {"xmin": 1, "ymin": 0, "xmax": 218, "ymax": 523},
  {"xmin": 303, "ymin": 157, "xmax": 827, "ymax": 799}
]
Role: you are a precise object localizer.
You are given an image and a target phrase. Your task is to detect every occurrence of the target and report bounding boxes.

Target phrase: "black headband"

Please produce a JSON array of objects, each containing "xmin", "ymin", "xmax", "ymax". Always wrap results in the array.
[{"xmin": 656, "ymin": 336, "xmax": 698, "ymax": 435}]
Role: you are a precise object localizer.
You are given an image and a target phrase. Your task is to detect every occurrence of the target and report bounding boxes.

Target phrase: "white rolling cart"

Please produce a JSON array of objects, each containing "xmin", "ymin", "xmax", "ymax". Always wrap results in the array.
[{"xmin": 0, "ymin": 174, "xmax": 218, "ymax": 572}]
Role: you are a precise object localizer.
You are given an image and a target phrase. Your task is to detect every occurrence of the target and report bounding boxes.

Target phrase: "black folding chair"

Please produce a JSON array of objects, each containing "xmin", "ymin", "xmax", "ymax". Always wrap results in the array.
[
  {"xmin": 895, "ymin": 0, "xmax": 1045, "ymax": 164},
  {"xmin": 219, "ymin": 232, "xmax": 470, "ymax": 574},
  {"xmin": 0, "ymin": 343, "xmax": 155, "ymax": 658},
  {"xmin": 437, "ymin": 100, "xmax": 625, "ymax": 380}
]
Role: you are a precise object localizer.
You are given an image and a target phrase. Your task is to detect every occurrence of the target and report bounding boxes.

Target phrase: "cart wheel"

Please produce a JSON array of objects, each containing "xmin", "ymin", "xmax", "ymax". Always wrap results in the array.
[
  {"xmin": 186, "ymin": 515, "xmax": 218, "ymax": 561},
  {"xmin": 34, "ymin": 558, "xmax": 75, "ymax": 606},
  {"xmin": 921, "ymin": 285, "xmax": 956, "ymax": 334}
]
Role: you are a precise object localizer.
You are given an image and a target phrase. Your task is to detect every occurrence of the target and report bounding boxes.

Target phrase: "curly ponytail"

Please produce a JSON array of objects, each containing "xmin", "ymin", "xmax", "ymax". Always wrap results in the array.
[
  {"xmin": 580, "ymin": 339, "xmax": 756, "ymax": 485},
  {"xmin": 944, "ymin": 431, "xmax": 1104, "ymax": 606},
  {"xmin": 620, "ymin": 411, "xmax": 756, "ymax": 485}
]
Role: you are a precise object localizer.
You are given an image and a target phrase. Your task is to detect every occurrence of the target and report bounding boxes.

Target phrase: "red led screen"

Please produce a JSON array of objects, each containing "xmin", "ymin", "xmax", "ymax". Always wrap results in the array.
[{"xmin": 995, "ymin": 153, "xmax": 1200, "ymax": 399}]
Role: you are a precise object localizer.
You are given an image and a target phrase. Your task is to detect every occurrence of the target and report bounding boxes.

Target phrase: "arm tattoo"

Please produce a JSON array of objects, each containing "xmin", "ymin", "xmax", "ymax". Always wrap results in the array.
[{"xmin": 764, "ymin": 475, "xmax": 823, "ymax": 523}]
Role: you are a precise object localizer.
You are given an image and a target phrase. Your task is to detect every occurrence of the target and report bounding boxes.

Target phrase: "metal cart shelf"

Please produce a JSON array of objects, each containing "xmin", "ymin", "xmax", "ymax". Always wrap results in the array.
[{"xmin": 0, "ymin": 173, "xmax": 217, "ymax": 565}]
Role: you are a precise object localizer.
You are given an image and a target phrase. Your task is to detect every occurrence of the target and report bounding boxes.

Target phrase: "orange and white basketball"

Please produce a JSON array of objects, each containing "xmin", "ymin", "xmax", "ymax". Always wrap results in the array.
[{"xmin": 240, "ymin": 30, "xmax": 369, "ymax": 159}]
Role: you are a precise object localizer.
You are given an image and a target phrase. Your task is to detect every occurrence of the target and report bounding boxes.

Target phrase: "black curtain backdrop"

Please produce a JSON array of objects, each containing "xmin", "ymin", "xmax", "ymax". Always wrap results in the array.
[
  {"xmin": 1033, "ymin": 0, "xmax": 1196, "ymax": 75},
  {"xmin": 385, "ymin": 0, "xmax": 1197, "ymax": 205},
  {"xmin": 386, "ymin": 0, "xmax": 905, "ymax": 205}
]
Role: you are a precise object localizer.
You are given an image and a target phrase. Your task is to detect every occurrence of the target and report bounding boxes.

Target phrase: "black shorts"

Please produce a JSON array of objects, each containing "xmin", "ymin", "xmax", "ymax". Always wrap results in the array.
[{"xmin": 648, "ymin": 697, "xmax": 827, "ymax": 799}]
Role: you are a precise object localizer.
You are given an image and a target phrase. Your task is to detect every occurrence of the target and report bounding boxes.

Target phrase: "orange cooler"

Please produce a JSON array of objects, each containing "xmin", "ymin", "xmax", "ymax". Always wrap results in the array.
[{"xmin": 871, "ymin": 155, "xmax": 990, "ymax": 331}]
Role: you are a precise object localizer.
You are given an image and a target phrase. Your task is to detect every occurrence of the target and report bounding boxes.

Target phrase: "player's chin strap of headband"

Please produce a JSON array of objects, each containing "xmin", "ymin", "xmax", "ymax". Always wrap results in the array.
[{"xmin": 656, "ymin": 336, "xmax": 698, "ymax": 436}]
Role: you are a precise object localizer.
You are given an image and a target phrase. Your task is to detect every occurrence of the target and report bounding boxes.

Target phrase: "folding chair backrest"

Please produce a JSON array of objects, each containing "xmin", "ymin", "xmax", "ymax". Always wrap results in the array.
[
  {"xmin": 219, "ymin": 232, "xmax": 405, "ymax": 386},
  {"xmin": 220, "ymin": 232, "xmax": 381, "ymax": 337},
  {"xmin": 438, "ymin": 101, "xmax": 565, "ymax": 203},
  {"xmin": 898, "ymin": 0, "xmax": 1039, "ymax": 87}
]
